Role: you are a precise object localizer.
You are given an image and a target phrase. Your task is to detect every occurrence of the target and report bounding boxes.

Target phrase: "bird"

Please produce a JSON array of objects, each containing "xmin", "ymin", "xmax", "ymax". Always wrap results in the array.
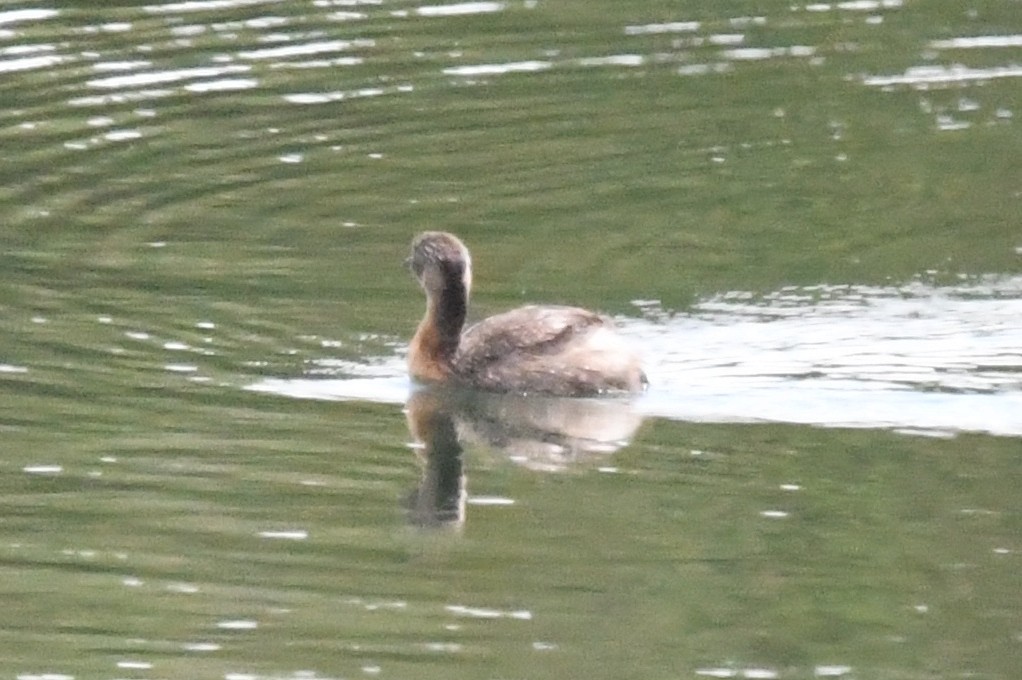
[{"xmin": 405, "ymin": 231, "xmax": 646, "ymax": 397}]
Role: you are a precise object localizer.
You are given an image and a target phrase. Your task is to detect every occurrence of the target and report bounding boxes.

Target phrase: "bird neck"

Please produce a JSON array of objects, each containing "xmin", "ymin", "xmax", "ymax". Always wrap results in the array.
[
  {"xmin": 410, "ymin": 279, "xmax": 468, "ymax": 381},
  {"xmin": 433, "ymin": 277, "xmax": 467, "ymax": 345}
]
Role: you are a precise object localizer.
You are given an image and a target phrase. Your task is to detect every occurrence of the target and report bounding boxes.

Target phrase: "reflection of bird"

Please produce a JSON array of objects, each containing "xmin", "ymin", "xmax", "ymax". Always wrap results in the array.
[
  {"xmin": 405, "ymin": 232, "xmax": 647, "ymax": 397},
  {"xmin": 449, "ymin": 388, "xmax": 644, "ymax": 471},
  {"xmin": 404, "ymin": 389, "xmax": 465, "ymax": 529},
  {"xmin": 404, "ymin": 386, "xmax": 644, "ymax": 529}
]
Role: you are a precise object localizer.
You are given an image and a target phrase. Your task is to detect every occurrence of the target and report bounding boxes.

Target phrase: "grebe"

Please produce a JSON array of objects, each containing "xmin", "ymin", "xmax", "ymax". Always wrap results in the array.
[{"xmin": 406, "ymin": 231, "xmax": 647, "ymax": 397}]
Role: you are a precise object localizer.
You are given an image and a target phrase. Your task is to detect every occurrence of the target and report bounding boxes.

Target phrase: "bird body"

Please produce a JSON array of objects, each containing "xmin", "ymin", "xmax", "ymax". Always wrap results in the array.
[{"xmin": 407, "ymin": 232, "xmax": 646, "ymax": 397}]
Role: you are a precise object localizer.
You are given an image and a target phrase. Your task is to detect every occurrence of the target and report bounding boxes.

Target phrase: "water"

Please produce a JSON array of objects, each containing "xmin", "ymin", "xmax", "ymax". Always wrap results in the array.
[{"xmin": 2, "ymin": 1, "xmax": 1021, "ymax": 678}]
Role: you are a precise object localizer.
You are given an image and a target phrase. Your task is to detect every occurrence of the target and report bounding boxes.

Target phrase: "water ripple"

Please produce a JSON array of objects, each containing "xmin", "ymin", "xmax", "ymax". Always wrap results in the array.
[
  {"xmin": 416, "ymin": 2, "xmax": 505, "ymax": 17},
  {"xmin": 144, "ymin": 0, "xmax": 286, "ymax": 14},
  {"xmin": 633, "ymin": 276, "xmax": 1022, "ymax": 436},
  {"xmin": 0, "ymin": 9, "xmax": 60, "ymax": 25},
  {"xmin": 863, "ymin": 64, "xmax": 1022, "ymax": 88}
]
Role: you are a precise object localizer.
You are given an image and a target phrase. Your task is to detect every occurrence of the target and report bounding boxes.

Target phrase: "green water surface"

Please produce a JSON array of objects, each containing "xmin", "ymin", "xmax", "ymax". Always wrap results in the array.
[{"xmin": 1, "ymin": 1, "xmax": 1020, "ymax": 678}]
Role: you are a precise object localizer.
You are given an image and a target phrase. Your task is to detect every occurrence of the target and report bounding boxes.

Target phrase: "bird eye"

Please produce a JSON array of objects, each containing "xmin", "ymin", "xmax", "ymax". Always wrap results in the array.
[{"xmin": 406, "ymin": 256, "xmax": 425, "ymax": 277}]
